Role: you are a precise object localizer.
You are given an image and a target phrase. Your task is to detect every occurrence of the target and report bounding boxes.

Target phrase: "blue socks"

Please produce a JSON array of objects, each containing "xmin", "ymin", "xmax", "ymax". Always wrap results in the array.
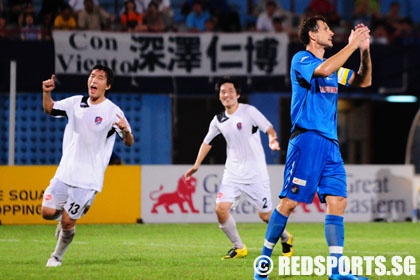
[
  {"xmin": 261, "ymin": 209, "xmax": 288, "ymax": 257},
  {"xmin": 325, "ymin": 214, "xmax": 344, "ymax": 275}
]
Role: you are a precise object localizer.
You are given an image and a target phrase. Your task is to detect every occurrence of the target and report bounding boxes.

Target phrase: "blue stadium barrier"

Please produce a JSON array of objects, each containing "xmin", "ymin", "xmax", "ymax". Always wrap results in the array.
[{"xmin": 0, "ymin": 93, "xmax": 172, "ymax": 165}]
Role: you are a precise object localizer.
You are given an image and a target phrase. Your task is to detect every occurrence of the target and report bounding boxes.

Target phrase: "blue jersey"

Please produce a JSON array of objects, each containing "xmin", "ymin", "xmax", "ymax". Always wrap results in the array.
[{"xmin": 289, "ymin": 50, "xmax": 353, "ymax": 141}]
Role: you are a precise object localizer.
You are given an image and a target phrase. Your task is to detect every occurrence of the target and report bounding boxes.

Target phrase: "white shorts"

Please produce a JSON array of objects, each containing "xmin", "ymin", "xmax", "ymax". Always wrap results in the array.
[
  {"xmin": 42, "ymin": 178, "xmax": 97, "ymax": 220},
  {"xmin": 216, "ymin": 179, "xmax": 272, "ymax": 213}
]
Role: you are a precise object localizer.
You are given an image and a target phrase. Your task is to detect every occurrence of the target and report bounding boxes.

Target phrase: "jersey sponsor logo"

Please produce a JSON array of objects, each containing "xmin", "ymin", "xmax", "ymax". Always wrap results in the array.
[
  {"xmin": 95, "ymin": 116, "xmax": 103, "ymax": 125},
  {"xmin": 319, "ymin": 86, "xmax": 338, "ymax": 94},
  {"xmin": 149, "ymin": 175, "xmax": 200, "ymax": 214},
  {"xmin": 217, "ymin": 192, "xmax": 223, "ymax": 198},
  {"xmin": 237, "ymin": 122, "xmax": 242, "ymax": 130},
  {"xmin": 292, "ymin": 177, "xmax": 306, "ymax": 186},
  {"xmin": 43, "ymin": 194, "xmax": 52, "ymax": 201}
]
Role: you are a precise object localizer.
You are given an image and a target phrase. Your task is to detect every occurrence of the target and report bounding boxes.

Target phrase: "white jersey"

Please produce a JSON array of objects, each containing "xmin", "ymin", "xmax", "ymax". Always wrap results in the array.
[
  {"xmin": 50, "ymin": 95, "xmax": 130, "ymax": 192},
  {"xmin": 204, "ymin": 103, "xmax": 271, "ymax": 184}
]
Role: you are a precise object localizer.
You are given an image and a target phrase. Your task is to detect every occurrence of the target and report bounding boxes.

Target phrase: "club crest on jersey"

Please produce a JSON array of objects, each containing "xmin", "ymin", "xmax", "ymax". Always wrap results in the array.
[
  {"xmin": 236, "ymin": 122, "xmax": 242, "ymax": 130},
  {"xmin": 291, "ymin": 185, "xmax": 299, "ymax": 194},
  {"xmin": 95, "ymin": 116, "xmax": 103, "ymax": 125}
]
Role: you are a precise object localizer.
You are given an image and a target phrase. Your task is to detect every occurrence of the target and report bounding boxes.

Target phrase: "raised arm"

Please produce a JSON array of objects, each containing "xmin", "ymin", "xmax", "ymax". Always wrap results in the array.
[
  {"xmin": 348, "ymin": 40, "xmax": 372, "ymax": 88},
  {"xmin": 314, "ymin": 25, "xmax": 371, "ymax": 77},
  {"xmin": 42, "ymin": 74, "xmax": 55, "ymax": 114}
]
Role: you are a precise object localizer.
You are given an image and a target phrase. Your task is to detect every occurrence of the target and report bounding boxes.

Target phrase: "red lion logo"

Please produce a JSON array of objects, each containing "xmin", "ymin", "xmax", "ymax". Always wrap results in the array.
[
  {"xmin": 298, "ymin": 195, "xmax": 326, "ymax": 213},
  {"xmin": 150, "ymin": 176, "xmax": 200, "ymax": 214}
]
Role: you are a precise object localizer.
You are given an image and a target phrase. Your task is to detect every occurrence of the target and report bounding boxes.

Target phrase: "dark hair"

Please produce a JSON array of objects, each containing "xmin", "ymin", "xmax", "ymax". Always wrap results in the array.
[
  {"xmin": 272, "ymin": 16, "xmax": 284, "ymax": 24},
  {"xmin": 298, "ymin": 15, "xmax": 327, "ymax": 46},
  {"xmin": 91, "ymin": 65, "xmax": 114, "ymax": 94},
  {"xmin": 215, "ymin": 76, "xmax": 240, "ymax": 95},
  {"xmin": 124, "ymin": 0, "xmax": 136, "ymax": 10},
  {"xmin": 266, "ymin": 0, "xmax": 277, "ymax": 8},
  {"xmin": 148, "ymin": 0, "xmax": 158, "ymax": 10}
]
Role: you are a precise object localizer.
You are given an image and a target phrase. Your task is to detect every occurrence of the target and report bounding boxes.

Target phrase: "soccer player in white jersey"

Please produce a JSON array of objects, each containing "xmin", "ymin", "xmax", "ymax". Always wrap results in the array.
[
  {"xmin": 184, "ymin": 76, "xmax": 293, "ymax": 260},
  {"xmin": 41, "ymin": 65, "xmax": 134, "ymax": 267}
]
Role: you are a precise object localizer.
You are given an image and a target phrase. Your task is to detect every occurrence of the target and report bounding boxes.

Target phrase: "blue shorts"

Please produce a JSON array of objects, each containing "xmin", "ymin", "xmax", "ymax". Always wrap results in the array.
[{"xmin": 280, "ymin": 131, "xmax": 347, "ymax": 204}]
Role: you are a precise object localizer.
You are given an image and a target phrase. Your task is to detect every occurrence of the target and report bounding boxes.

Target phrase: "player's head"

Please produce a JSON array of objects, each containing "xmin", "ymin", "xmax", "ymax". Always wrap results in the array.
[
  {"xmin": 215, "ymin": 76, "xmax": 241, "ymax": 108},
  {"xmin": 298, "ymin": 15, "xmax": 327, "ymax": 46},
  {"xmin": 90, "ymin": 65, "xmax": 114, "ymax": 96},
  {"xmin": 215, "ymin": 76, "xmax": 241, "ymax": 96}
]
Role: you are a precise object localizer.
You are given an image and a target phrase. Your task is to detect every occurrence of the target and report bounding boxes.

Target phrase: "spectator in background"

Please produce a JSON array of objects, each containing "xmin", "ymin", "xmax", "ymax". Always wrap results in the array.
[
  {"xmin": 185, "ymin": 0, "xmax": 210, "ymax": 32},
  {"xmin": 207, "ymin": 0, "xmax": 241, "ymax": 32},
  {"xmin": 204, "ymin": 17, "xmax": 216, "ymax": 32},
  {"xmin": 20, "ymin": 12, "xmax": 41, "ymax": 40},
  {"xmin": 371, "ymin": 20, "xmax": 391, "ymax": 45},
  {"xmin": 53, "ymin": 3, "xmax": 77, "ymax": 30},
  {"xmin": 383, "ymin": 1, "xmax": 403, "ymax": 29},
  {"xmin": 309, "ymin": 0, "xmax": 340, "ymax": 27},
  {"xmin": 120, "ymin": 0, "xmax": 174, "ymax": 31},
  {"xmin": 0, "ymin": 13, "xmax": 8, "ymax": 39},
  {"xmin": 256, "ymin": 0, "xmax": 276, "ymax": 32},
  {"xmin": 251, "ymin": 0, "xmax": 274, "ymax": 16},
  {"xmin": 272, "ymin": 16, "xmax": 285, "ymax": 33},
  {"xmin": 120, "ymin": 0, "xmax": 146, "ymax": 32},
  {"xmin": 246, "ymin": 21, "xmax": 257, "ymax": 32},
  {"xmin": 146, "ymin": 0, "xmax": 174, "ymax": 31},
  {"xmin": 143, "ymin": 1, "xmax": 165, "ymax": 32},
  {"xmin": 256, "ymin": 0, "xmax": 292, "ymax": 32},
  {"xmin": 351, "ymin": 0, "xmax": 381, "ymax": 27},
  {"xmin": 253, "ymin": 0, "xmax": 293, "ymax": 31},
  {"xmin": 392, "ymin": 17, "xmax": 416, "ymax": 45},
  {"xmin": 37, "ymin": 0, "xmax": 65, "ymax": 40},
  {"xmin": 69, "ymin": 0, "xmax": 98, "ymax": 13},
  {"xmin": 77, "ymin": 0, "xmax": 115, "ymax": 30},
  {"xmin": 7, "ymin": 0, "xmax": 33, "ymax": 26}
]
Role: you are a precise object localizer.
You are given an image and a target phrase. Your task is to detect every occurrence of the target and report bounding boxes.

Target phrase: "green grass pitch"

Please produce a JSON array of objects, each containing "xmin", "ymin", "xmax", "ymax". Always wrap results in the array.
[{"xmin": 0, "ymin": 222, "xmax": 419, "ymax": 279}]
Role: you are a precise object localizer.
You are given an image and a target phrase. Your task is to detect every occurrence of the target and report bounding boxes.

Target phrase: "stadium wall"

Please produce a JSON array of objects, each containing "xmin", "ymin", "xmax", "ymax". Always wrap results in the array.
[{"xmin": 0, "ymin": 165, "xmax": 416, "ymax": 225}]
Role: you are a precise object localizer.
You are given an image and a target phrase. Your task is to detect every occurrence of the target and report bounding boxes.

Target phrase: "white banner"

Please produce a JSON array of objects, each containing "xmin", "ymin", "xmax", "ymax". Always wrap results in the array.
[
  {"xmin": 52, "ymin": 31, "xmax": 289, "ymax": 77},
  {"xmin": 141, "ymin": 165, "xmax": 414, "ymax": 223}
]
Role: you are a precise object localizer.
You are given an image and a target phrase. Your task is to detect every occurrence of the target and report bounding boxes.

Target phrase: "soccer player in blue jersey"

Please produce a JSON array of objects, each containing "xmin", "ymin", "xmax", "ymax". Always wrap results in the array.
[{"xmin": 254, "ymin": 16, "xmax": 372, "ymax": 280}]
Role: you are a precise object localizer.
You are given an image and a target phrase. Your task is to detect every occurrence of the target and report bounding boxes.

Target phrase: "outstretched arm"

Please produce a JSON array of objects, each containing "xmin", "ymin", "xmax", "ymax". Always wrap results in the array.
[
  {"xmin": 184, "ymin": 142, "xmax": 212, "ymax": 180},
  {"xmin": 42, "ymin": 74, "xmax": 55, "ymax": 114},
  {"xmin": 266, "ymin": 126, "xmax": 280, "ymax": 151}
]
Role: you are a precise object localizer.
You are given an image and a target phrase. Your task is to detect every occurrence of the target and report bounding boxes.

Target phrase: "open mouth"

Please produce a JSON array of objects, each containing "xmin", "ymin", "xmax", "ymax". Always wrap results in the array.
[{"xmin": 90, "ymin": 85, "xmax": 97, "ymax": 93}]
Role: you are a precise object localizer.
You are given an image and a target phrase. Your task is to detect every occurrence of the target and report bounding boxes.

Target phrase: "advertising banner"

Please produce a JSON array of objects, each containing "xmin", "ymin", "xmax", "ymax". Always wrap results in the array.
[
  {"xmin": 141, "ymin": 165, "xmax": 414, "ymax": 223},
  {"xmin": 0, "ymin": 166, "xmax": 141, "ymax": 224},
  {"xmin": 52, "ymin": 31, "xmax": 289, "ymax": 77}
]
